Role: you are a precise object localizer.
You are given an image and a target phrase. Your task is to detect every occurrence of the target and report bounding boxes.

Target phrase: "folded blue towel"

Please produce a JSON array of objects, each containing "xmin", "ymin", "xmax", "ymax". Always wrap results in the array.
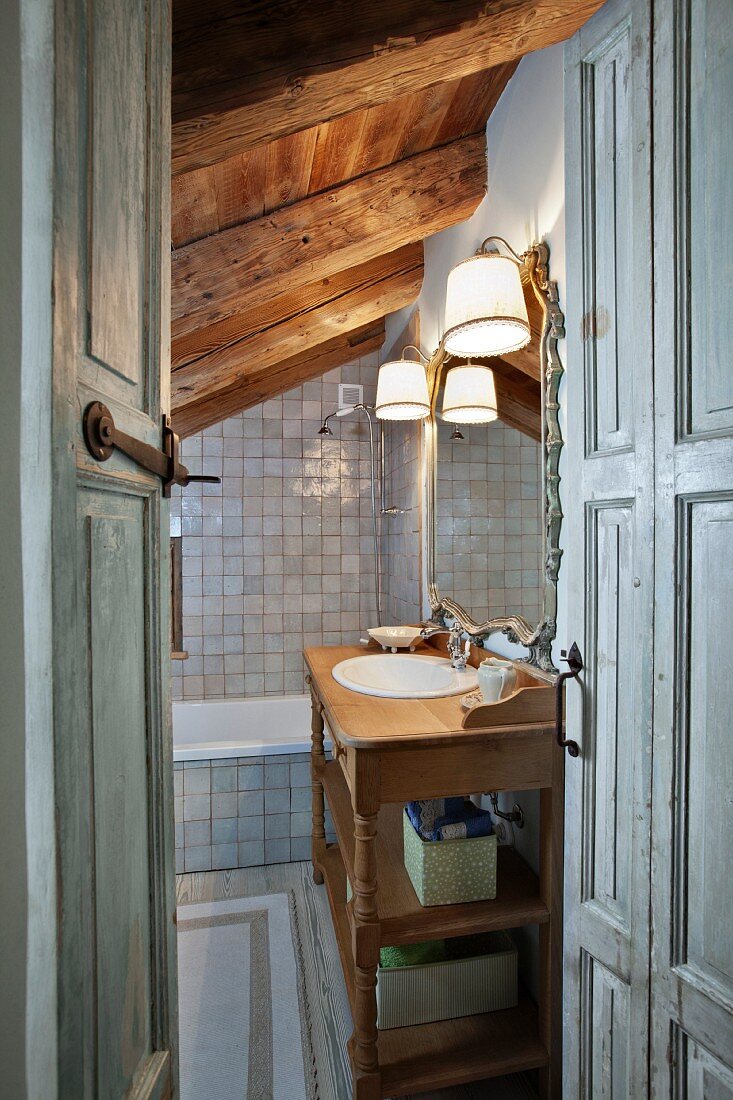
[
  {"xmin": 406, "ymin": 798, "xmax": 465, "ymax": 840},
  {"xmin": 430, "ymin": 802, "xmax": 493, "ymax": 841},
  {"xmin": 406, "ymin": 798, "xmax": 493, "ymax": 841}
]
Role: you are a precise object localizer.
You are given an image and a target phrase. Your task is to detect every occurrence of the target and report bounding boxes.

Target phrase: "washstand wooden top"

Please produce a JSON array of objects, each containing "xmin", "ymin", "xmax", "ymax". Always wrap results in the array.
[{"xmin": 304, "ymin": 640, "xmax": 556, "ymax": 749}]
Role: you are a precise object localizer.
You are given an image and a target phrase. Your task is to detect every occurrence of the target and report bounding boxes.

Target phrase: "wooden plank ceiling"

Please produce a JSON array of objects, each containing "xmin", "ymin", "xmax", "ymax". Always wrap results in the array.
[{"xmin": 170, "ymin": 0, "xmax": 604, "ymax": 436}]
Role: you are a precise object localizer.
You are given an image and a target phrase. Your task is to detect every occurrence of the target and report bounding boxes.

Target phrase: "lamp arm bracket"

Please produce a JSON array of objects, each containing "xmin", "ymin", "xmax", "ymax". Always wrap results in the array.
[
  {"xmin": 478, "ymin": 235, "xmax": 526, "ymax": 265},
  {"xmin": 400, "ymin": 344, "xmax": 429, "ymax": 364}
]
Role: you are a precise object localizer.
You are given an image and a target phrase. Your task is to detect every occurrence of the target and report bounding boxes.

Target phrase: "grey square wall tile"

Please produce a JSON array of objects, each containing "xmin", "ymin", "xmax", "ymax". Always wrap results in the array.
[
  {"xmin": 265, "ymin": 813, "xmax": 289, "ymax": 840},
  {"xmin": 174, "ymin": 796, "xmax": 183, "ymax": 823},
  {"xmin": 183, "ymin": 794, "xmax": 210, "ymax": 821},
  {"xmin": 212, "ymin": 818, "xmax": 238, "ymax": 844},
  {"xmin": 290, "ymin": 811, "xmax": 312, "ymax": 838},
  {"xmin": 238, "ymin": 764, "xmax": 264, "ymax": 791},
  {"xmin": 290, "ymin": 836, "xmax": 311, "ymax": 862},
  {"xmin": 238, "ymin": 841, "xmax": 265, "ymax": 867},
  {"xmin": 211, "ymin": 757, "xmax": 238, "ymax": 767},
  {"xmin": 184, "ymin": 768, "xmax": 211, "ymax": 795},
  {"xmin": 211, "ymin": 843, "xmax": 238, "ymax": 870},
  {"xmin": 175, "ymin": 822, "xmax": 184, "ymax": 849},
  {"xmin": 184, "ymin": 820, "xmax": 211, "ymax": 847},
  {"xmin": 290, "ymin": 762, "xmax": 311, "ymax": 787},
  {"xmin": 265, "ymin": 839, "xmax": 290, "ymax": 864},
  {"xmin": 211, "ymin": 792, "xmax": 238, "ymax": 819},
  {"xmin": 265, "ymin": 788, "xmax": 290, "ymax": 814},
  {"xmin": 211, "ymin": 766, "xmax": 237, "ymax": 793},
  {"xmin": 290, "ymin": 786, "xmax": 311, "ymax": 812},
  {"xmin": 185, "ymin": 846, "xmax": 212, "ymax": 872},
  {"xmin": 184, "ymin": 759, "xmax": 210, "ymax": 769},
  {"xmin": 174, "ymin": 771, "xmax": 183, "ymax": 797},
  {"xmin": 264, "ymin": 762, "xmax": 289, "ymax": 789},
  {"xmin": 238, "ymin": 816, "xmax": 264, "ymax": 841},
  {"xmin": 175, "ymin": 849, "xmax": 186, "ymax": 874},
  {"xmin": 238, "ymin": 791, "xmax": 264, "ymax": 817}
]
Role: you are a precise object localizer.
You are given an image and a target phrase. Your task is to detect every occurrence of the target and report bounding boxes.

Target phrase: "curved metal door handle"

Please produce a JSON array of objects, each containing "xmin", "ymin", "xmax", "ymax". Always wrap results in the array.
[{"xmin": 555, "ymin": 642, "xmax": 582, "ymax": 757}]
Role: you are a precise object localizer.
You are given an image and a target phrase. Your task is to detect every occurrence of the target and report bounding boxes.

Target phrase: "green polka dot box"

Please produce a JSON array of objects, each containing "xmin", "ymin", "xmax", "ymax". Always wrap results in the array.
[{"xmin": 402, "ymin": 809, "xmax": 498, "ymax": 907}]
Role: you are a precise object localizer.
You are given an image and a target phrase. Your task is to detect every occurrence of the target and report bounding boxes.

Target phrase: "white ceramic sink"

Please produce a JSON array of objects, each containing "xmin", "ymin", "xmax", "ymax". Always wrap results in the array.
[{"xmin": 332, "ymin": 653, "xmax": 478, "ymax": 699}]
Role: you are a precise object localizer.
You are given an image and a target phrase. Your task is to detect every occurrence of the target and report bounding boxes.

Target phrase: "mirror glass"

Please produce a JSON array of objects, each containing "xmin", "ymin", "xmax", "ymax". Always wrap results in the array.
[
  {"xmin": 425, "ymin": 242, "xmax": 564, "ymax": 673},
  {"xmin": 434, "ymin": 390, "xmax": 544, "ymax": 627}
]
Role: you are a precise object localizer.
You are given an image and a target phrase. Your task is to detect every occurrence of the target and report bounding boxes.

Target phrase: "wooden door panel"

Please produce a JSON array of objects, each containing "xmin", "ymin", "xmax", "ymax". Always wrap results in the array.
[
  {"xmin": 688, "ymin": 0, "xmax": 733, "ymax": 439},
  {"xmin": 674, "ymin": 1026, "xmax": 733, "ymax": 1099},
  {"xmin": 53, "ymin": 0, "xmax": 175, "ymax": 1095},
  {"xmin": 88, "ymin": 0, "xmax": 147, "ymax": 392},
  {"xmin": 564, "ymin": 0, "xmax": 653, "ymax": 1092},
  {"xmin": 584, "ymin": 502, "xmax": 635, "ymax": 932},
  {"xmin": 651, "ymin": 0, "xmax": 733, "ymax": 1091},
  {"xmin": 583, "ymin": 18, "xmax": 635, "ymax": 457},
  {"xmin": 580, "ymin": 952, "xmax": 631, "ymax": 1099},
  {"xmin": 685, "ymin": 498, "xmax": 733, "ymax": 994},
  {"xmin": 81, "ymin": 488, "xmax": 156, "ymax": 1096}
]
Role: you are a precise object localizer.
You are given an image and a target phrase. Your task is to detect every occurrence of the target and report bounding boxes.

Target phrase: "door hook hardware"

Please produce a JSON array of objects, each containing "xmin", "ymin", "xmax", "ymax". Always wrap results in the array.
[
  {"xmin": 555, "ymin": 642, "xmax": 582, "ymax": 757},
  {"xmin": 82, "ymin": 402, "xmax": 221, "ymax": 498},
  {"xmin": 487, "ymin": 792, "xmax": 524, "ymax": 829}
]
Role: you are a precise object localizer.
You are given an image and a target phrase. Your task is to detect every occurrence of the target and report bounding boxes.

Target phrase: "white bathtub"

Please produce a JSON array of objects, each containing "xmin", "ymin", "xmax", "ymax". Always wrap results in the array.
[{"xmin": 172, "ymin": 694, "xmax": 330, "ymax": 761}]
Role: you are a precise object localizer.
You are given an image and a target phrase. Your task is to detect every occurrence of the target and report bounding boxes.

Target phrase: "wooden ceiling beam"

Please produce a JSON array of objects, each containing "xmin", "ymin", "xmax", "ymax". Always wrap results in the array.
[
  {"xmin": 172, "ymin": 252, "xmax": 421, "ymax": 413},
  {"xmin": 172, "ymin": 320, "xmax": 385, "ymax": 438},
  {"xmin": 173, "ymin": 242, "xmax": 422, "ymax": 370},
  {"xmin": 172, "ymin": 133, "xmax": 486, "ymax": 345},
  {"xmin": 171, "ymin": 0, "xmax": 604, "ymax": 173}
]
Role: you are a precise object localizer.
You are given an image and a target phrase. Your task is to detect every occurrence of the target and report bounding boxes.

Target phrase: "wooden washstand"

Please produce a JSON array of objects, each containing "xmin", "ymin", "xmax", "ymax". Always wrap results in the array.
[{"xmin": 305, "ymin": 639, "xmax": 563, "ymax": 1100}]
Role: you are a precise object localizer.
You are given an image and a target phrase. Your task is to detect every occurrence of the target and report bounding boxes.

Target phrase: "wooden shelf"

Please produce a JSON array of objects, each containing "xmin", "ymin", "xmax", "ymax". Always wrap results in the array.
[
  {"xmin": 321, "ymin": 759, "xmax": 548, "ymax": 945},
  {"xmin": 319, "ymin": 841, "xmax": 547, "ymax": 1097}
]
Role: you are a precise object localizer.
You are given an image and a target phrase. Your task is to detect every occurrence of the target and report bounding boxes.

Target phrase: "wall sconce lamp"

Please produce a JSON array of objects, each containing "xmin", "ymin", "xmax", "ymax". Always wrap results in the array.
[
  {"xmin": 441, "ymin": 361, "xmax": 498, "ymax": 425},
  {"xmin": 375, "ymin": 345, "xmax": 430, "ymax": 420},
  {"xmin": 443, "ymin": 236, "xmax": 531, "ymax": 358}
]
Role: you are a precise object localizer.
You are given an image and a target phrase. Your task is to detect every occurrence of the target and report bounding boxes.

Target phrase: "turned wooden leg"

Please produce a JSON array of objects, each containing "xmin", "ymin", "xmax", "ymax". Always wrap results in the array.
[
  {"xmin": 307, "ymin": 676, "xmax": 326, "ymax": 885},
  {"xmin": 351, "ymin": 808, "xmax": 381, "ymax": 1100}
]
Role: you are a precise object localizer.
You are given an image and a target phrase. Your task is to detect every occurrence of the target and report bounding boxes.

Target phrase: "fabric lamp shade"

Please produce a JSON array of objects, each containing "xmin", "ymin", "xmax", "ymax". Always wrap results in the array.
[
  {"xmin": 441, "ymin": 364, "xmax": 498, "ymax": 424},
  {"xmin": 375, "ymin": 359, "xmax": 430, "ymax": 420},
  {"xmin": 443, "ymin": 253, "xmax": 531, "ymax": 358}
]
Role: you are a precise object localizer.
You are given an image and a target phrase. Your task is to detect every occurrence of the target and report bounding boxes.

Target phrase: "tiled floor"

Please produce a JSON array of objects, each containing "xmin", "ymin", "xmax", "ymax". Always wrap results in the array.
[{"xmin": 177, "ymin": 862, "xmax": 539, "ymax": 1100}]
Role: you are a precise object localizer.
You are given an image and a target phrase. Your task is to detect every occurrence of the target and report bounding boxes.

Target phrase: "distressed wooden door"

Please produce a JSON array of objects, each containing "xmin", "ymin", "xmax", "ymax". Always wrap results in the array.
[
  {"xmin": 52, "ymin": 0, "xmax": 177, "ymax": 1096},
  {"xmin": 563, "ymin": 0, "xmax": 655, "ymax": 1093},
  {"xmin": 650, "ymin": 0, "xmax": 733, "ymax": 1092}
]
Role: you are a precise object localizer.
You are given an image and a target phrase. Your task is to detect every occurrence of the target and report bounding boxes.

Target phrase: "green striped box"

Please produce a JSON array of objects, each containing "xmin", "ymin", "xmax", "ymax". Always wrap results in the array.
[
  {"xmin": 376, "ymin": 931, "xmax": 517, "ymax": 1029},
  {"xmin": 402, "ymin": 809, "xmax": 497, "ymax": 906}
]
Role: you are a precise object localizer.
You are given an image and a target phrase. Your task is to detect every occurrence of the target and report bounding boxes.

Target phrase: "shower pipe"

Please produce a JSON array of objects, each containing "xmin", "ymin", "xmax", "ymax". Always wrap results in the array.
[{"xmin": 318, "ymin": 403, "xmax": 384, "ymax": 627}]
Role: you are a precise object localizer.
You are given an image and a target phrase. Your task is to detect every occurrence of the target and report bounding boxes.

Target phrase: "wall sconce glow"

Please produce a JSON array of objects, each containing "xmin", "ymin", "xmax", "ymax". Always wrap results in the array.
[
  {"xmin": 441, "ymin": 363, "xmax": 498, "ymax": 424},
  {"xmin": 375, "ymin": 347, "xmax": 430, "ymax": 420},
  {"xmin": 443, "ymin": 238, "xmax": 531, "ymax": 358}
]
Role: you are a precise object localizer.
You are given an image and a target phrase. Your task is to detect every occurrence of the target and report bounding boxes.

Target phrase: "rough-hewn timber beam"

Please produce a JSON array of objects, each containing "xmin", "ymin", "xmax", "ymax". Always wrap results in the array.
[
  {"xmin": 172, "ymin": 134, "xmax": 485, "ymax": 345},
  {"xmin": 173, "ymin": 242, "xmax": 423, "ymax": 370},
  {"xmin": 171, "ymin": 0, "xmax": 604, "ymax": 173},
  {"xmin": 172, "ymin": 320, "xmax": 385, "ymax": 438},
  {"xmin": 172, "ymin": 253, "xmax": 421, "ymax": 411}
]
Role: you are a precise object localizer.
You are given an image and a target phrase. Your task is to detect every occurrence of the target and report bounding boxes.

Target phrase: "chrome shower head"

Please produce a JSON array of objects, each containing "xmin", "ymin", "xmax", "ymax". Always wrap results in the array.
[{"xmin": 317, "ymin": 421, "xmax": 333, "ymax": 436}]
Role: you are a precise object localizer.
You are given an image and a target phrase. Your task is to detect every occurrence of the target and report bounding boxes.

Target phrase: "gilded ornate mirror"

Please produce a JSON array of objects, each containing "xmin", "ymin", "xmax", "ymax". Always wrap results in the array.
[{"xmin": 424, "ymin": 241, "xmax": 564, "ymax": 673}]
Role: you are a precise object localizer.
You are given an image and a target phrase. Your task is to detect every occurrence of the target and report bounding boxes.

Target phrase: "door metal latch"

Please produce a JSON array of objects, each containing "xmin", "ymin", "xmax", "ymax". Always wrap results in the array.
[
  {"xmin": 555, "ymin": 642, "xmax": 582, "ymax": 757},
  {"xmin": 82, "ymin": 401, "xmax": 221, "ymax": 497}
]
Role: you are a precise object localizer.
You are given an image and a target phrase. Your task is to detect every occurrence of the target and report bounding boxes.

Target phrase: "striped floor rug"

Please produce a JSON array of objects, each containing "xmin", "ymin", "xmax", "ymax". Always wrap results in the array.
[
  {"xmin": 177, "ymin": 862, "xmax": 537, "ymax": 1100},
  {"xmin": 177, "ymin": 891, "xmax": 318, "ymax": 1100}
]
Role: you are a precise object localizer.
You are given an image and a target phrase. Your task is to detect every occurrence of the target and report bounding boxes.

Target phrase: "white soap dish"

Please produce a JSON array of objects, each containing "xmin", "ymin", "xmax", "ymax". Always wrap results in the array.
[{"xmin": 367, "ymin": 626, "xmax": 423, "ymax": 653}]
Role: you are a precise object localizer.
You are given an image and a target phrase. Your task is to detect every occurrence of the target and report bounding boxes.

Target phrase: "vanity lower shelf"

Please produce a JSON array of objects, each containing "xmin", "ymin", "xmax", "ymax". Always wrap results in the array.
[
  {"xmin": 319, "ymin": 844, "xmax": 548, "ymax": 1095},
  {"xmin": 321, "ymin": 759, "xmax": 549, "ymax": 944}
]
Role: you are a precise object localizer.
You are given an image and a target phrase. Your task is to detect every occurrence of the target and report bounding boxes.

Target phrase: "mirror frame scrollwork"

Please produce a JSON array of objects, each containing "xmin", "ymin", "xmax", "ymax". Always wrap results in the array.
[{"xmin": 424, "ymin": 241, "xmax": 564, "ymax": 674}]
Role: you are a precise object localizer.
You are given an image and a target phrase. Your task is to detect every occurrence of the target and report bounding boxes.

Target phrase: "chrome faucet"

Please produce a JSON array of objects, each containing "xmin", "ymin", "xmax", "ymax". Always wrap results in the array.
[{"xmin": 420, "ymin": 621, "xmax": 471, "ymax": 671}]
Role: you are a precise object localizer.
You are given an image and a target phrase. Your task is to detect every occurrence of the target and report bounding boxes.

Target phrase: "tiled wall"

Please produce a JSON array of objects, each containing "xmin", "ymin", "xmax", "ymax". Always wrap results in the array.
[
  {"xmin": 381, "ymin": 419, "xmax": 423, "ymax": 625},
  {"xmin": 435, "ymin": 419, "xmax": 543, "ymax": 625},
  {"xmin": 174, "ymin": 753, "xmax": 336, "ymax": 872},
  {"xmin": 170, "ymin": 357, "xmax": 380, "ymax": 700}
]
